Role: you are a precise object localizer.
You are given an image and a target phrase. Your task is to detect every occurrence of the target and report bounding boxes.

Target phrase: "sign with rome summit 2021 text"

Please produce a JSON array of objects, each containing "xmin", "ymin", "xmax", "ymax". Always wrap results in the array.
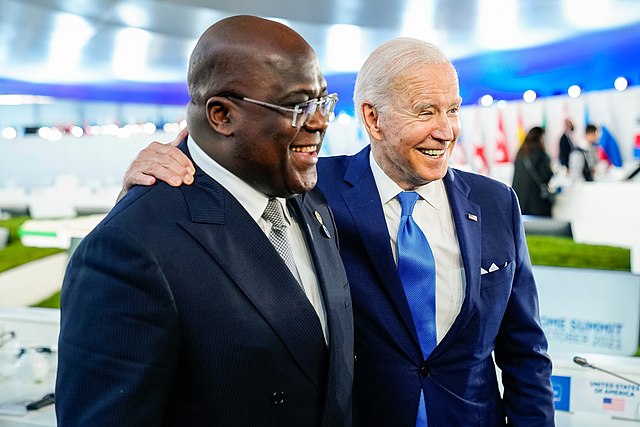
[{"xmin": 534, "ymin": 266, "xmax": 640, "ymax": 356}]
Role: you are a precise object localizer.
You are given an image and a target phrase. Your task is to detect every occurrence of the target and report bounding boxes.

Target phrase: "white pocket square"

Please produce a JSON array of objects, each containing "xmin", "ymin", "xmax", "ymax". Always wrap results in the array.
[
  {"xmin": 480, "ymin": 262, "xmax": 509, "ymax": 275},
  {"xmin": 481, "ymin": 262, "xmax": 508, "ymax": 275}
]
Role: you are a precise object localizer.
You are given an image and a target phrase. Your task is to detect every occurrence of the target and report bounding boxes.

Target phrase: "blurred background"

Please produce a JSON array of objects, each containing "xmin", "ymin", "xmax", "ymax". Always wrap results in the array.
[
  {"xmin": 0, "ymin": 0, "xmax": 639, "ymax": 187},
  {"xmin": 1, "ymin": 1, "xmax": 640, "ymax": 425}
]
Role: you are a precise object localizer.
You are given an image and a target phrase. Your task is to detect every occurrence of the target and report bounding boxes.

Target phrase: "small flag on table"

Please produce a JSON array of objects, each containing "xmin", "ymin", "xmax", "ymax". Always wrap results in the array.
[{"xmin": 603, "ymin": 397, "xmax": 625, "ymax": 411}]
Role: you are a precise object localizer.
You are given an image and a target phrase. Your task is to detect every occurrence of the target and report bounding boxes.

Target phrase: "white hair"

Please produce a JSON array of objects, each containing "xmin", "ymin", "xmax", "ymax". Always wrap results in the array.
[{"xmin": 353, "ymin": 37, "xmax": 455, "ymax": 123}]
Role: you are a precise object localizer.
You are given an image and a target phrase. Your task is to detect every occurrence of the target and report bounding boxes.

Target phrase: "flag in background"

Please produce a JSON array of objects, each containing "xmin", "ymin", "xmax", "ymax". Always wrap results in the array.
[
  {"xmin": 517, "ymin": 108, "xmax": 526, "ymax": 145},
  {"xmin": 495, "ymin": 110, "xmax": 509, "ymax": 163},
  {"xmin": 474, "ymin": 145, "xmax": 489, "ymax": 174},
  {"xmin": 597, "ymin": 126, "xmax": 623, "ymax": 167},
  {"xmin": 451, "ymin": 132, "xmax": 468, "ymax": 166},
  {"xmin": 634, "ymin": 132, "xmax": 640, "ymax": 160},
  {"xmin": 541, "ymin": 102, "xmax": 548, "ymax": 132},
  {"xmin": 472, "ymin": 108, "xmax": 489, "ymax": 175}
]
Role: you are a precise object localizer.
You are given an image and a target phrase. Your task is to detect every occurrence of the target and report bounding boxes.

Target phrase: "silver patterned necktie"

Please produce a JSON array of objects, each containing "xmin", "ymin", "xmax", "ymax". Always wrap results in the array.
[{"xmin": 262, "ymin": 198, "xmax": 303, "ymax": 289}]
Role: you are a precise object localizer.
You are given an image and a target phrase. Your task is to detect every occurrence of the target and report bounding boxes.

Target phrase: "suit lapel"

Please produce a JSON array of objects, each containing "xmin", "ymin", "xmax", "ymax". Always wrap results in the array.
[
  {"xmin": 340, "ymin": 148, "xmax": 485, "ymax": 360},
  {"xmin": 342, "ymin": 147, "xmax": 423, "ymax": 352},
  {"xmin": 176, "ymin": 151, "xmax": 327, "ymax": 387},
  {"xmin": 290, "ymin": 192, "xmax": 350, "ymax": 339},
  {"xmin": 290, "ymin": 193, "xmax": 355, "ymax": 426},
  {"xmin": 287, "ymin": 195, "xmax": 335, "ymax": 321},
  {"xmin": 433, "ymin": 169, "xmax": 482, "ymax": 356}
]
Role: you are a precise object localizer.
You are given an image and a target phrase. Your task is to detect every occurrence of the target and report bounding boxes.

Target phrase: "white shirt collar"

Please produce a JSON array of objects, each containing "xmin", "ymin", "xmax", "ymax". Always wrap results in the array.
[
  {"xmin": 188, "ymin": 136, "xmax": 291, "ymax": 224},
  {"xmin": 369, "ymin": 150, "xmax": 443, "ymax": 210}
]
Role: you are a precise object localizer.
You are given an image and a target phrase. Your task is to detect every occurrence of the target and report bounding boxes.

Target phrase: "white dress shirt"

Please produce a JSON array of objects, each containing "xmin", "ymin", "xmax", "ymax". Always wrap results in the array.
[
  {"xmin": 370, "ymin": 152, "xmax": 465, "ymax": 343},
  {"xmin": 188, "ymin": 137, "xmax": 328, "ymax": 342}
]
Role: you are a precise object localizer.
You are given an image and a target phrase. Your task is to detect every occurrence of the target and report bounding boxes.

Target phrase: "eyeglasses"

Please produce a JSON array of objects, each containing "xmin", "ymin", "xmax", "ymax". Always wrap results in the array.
[{"xmin": 226, "ymin": 93, "xmax": 338, "ymax": 128}]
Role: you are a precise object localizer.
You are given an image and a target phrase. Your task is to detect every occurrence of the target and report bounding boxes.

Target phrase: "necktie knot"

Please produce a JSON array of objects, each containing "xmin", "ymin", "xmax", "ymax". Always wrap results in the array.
[
  {"xmin": 397, "ymin": 191, "xmax": 420, "ymax": 217},
  {"xmin": 262, "ymin": 198, "xmax": 286, "ymax": 229},
  {"xmin": 261, "ymin": 197, "xmax": 303, "ymax": 290}
]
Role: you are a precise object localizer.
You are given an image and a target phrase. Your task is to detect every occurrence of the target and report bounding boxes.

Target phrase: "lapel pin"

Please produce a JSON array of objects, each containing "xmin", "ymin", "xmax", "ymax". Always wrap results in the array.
[
  {"xmin": 314, "ymin": 211, "xmax": 331, "ymax": 239},
  {"xmin": 467, "ymin": 213, "xmax": 478, "ymax": 222}
]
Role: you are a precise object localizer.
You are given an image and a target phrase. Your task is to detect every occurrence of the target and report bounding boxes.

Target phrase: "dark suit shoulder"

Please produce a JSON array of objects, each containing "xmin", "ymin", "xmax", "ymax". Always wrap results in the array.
[
  {"xmin": 317, "ymin": 155, "xmax": 350, "ymax": 181},
  {"xmin": 317, "ymin": 147, "xmax": 372, "ymax": 194},
  {"xmin": 102, "ymin": 182, "xmax": 190, "ymax": 231}
]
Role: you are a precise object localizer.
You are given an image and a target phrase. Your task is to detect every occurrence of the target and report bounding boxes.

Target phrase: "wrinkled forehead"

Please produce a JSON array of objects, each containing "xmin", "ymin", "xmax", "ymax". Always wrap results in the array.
[{"xmin": 390, "ymin": 62, "xmax": 461, "ymax": 106}]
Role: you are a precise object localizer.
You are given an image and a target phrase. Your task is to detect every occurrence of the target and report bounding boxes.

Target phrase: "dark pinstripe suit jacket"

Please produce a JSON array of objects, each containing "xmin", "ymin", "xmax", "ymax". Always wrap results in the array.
[{"xmin": 56, "ymin": 141, "xmax": 353, "ymax": 427}]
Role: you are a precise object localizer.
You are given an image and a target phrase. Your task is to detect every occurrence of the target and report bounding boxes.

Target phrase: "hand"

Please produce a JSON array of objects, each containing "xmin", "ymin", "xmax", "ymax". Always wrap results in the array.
[{"xmin": 122, "ymin": 127, "xmax": 195, "ymax": 192}]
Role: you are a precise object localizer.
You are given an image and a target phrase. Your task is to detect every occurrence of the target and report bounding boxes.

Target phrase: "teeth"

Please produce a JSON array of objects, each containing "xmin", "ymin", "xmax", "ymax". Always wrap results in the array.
[
  {"xmin": 419, "ymin": 148, "xmax": 445, "ymax": 157},
  {"xmin": 291, "ymin": 145, "xmax": 317, "ymax": 153}
]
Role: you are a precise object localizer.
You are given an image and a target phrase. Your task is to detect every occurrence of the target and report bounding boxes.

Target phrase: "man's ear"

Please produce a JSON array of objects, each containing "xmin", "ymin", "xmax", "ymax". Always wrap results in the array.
[
  {"xmin": 205, "ymin": 96, "xmax": 234, "ymax": 136},
  {"xmin": 362, "ymin": 103, "xmax": 383, "ymax": 141}
]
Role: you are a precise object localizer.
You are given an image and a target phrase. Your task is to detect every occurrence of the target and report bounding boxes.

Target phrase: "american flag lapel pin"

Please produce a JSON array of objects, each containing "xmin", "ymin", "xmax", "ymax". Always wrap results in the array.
[{"xmin": 467, "ymin": 213, "xmax": 478, "ymax": 222}]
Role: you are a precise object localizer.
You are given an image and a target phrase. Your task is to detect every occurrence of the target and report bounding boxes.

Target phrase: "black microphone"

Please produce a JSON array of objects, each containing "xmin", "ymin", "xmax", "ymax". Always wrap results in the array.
[{"xmin": 573, "ymin": 356, "xmax": 640, "ymax": 386}]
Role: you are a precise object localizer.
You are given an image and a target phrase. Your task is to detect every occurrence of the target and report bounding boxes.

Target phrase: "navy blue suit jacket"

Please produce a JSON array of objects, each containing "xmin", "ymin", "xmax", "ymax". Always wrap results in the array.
[
  {"xmin": 56, "ymin": 141, "xmax": 354, "ymax": 426},
  {"xmin": 317, "ymin": 146, "xmax": 554, "ymax": 427}
]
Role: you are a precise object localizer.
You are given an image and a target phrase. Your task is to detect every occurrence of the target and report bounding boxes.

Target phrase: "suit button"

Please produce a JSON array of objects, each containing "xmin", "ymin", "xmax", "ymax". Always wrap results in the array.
[
  {"xmin": 271, "ymin": 391, "xmax": 285, "ymax": 405},
  {"xmin": 420, "ymin": 363, "xmax": 430, "ymax": 377}
]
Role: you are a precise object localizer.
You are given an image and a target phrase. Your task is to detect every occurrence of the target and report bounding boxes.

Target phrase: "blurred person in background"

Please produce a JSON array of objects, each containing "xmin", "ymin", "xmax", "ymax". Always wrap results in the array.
[
  {"xmin": 512, "ymin": 126, "xmax": 555, "ymax": 217},
  {"xmin": 558, "ymin": 118, "xmax": 575, "ymax": 171},
  {"xmin": 568, "ymin": 123, "xmax": 599, "ymax": 182}
]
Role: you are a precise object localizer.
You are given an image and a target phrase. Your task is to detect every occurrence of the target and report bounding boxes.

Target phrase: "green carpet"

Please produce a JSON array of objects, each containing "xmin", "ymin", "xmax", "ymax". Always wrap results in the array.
[
  {"xmin": 526, "ymin": 235, "xmax": 631, "ymax": 271},
  {"xmin": 0, "ymin": 216, "xmax": 633, "ymax": 309},
  {"xmin": 0, "ymin": 217, "xmax": 64, "ymax": 274}
]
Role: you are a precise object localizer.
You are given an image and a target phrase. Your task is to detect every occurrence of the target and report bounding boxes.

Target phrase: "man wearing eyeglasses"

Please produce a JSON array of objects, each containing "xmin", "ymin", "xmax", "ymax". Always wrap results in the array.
[
  {"xmin": 55, "ymin": 15, "xmax": 353, "ymax": 427},
  {"xmin": 120, "ymin": 32, "xmax": 554, "ymax": 427}
]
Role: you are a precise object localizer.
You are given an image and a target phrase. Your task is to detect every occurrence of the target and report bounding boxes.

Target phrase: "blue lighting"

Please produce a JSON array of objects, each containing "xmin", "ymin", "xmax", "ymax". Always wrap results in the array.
[{"xmin": 0, "ymin": 22, "xmax": 637, "ymax": 107}]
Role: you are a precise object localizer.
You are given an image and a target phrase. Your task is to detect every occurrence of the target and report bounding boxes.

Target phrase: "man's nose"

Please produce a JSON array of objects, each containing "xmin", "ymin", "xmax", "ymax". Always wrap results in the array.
[
  {"xmin": 431, "ymin": 114, "xmax": 454, "ymax": 142},
  {"xmin": 303, "ymin": 107, "xmax": 329, "ymax": 131}
]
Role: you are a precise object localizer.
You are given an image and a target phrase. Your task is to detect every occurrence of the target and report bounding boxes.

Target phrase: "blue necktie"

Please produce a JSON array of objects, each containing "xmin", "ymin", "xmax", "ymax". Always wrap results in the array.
[{"xmin": 396, "ymin": 191, "xmax": 437, "ymax": 427}]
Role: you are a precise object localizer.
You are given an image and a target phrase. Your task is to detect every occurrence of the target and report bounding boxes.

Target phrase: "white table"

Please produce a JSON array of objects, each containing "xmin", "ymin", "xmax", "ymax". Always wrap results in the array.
[
  {"xmin": 0, "ymin": 308, "xmax": 57, "ymax": 427},
  {"xmin": 552, "ymin": 352, "xmax": 640, "ymax": 426}
]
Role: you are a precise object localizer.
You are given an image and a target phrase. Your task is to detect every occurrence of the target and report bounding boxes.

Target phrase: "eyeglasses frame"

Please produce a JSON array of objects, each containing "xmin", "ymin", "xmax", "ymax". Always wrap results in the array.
[{"xmin": 224, "ymin": 93, "xmax": 338, "ymax": 128}]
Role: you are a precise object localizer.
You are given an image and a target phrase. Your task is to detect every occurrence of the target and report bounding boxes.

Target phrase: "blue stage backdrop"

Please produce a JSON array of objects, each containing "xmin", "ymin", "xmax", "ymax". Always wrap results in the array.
[{"xmin": 0, "ymin": 22, "xmax": 638, "ymax": 107}]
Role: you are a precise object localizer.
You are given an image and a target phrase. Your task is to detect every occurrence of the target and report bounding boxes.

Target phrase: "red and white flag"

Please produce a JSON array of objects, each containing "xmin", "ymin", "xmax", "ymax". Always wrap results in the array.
[{"xmin": 495, "ymin": 110, "xmax": 509, "ymax": 163}]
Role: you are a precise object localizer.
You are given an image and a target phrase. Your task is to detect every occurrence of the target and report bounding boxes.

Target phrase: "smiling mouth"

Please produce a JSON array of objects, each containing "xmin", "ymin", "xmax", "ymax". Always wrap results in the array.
[
  {"xmin": 418, "ymin": 148, "xmax": 446, "ymax": 157},
  {"xmin": 291, "ymin": 145, "xmax": 318, "ymax": 153}
]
